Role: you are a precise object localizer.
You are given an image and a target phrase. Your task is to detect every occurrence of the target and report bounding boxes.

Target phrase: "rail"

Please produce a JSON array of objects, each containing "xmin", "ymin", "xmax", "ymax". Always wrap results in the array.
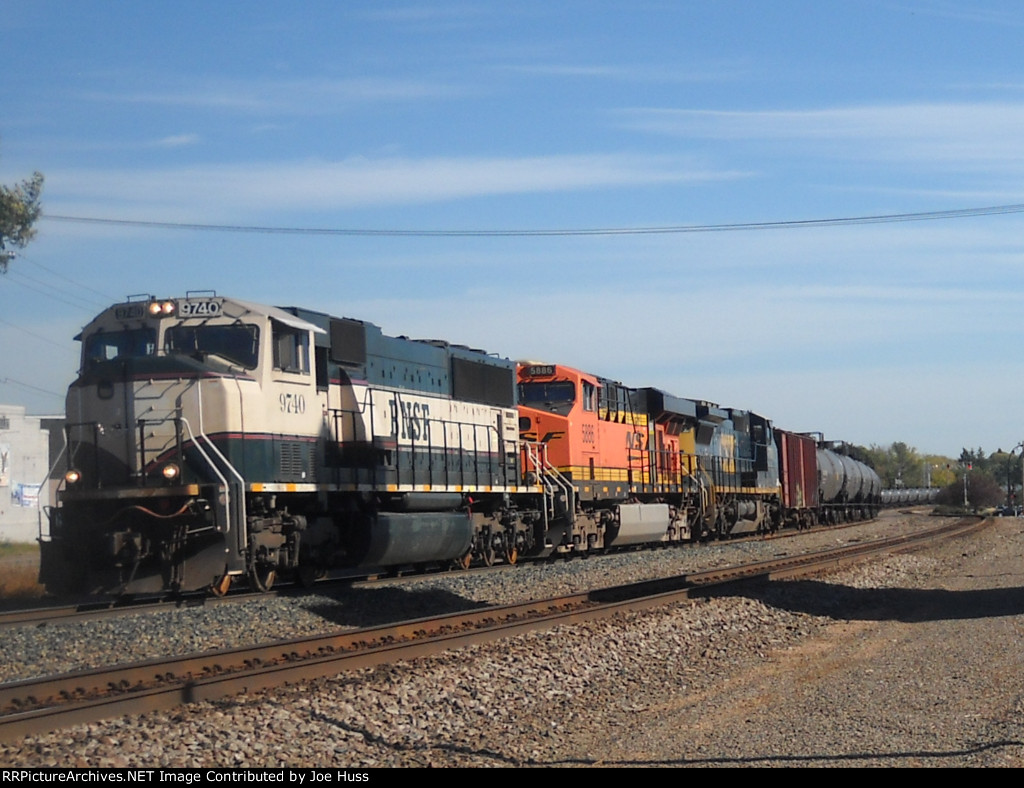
[{"xmin": 0, "ymin": 516, "xmax": 988, "ymax": 743}]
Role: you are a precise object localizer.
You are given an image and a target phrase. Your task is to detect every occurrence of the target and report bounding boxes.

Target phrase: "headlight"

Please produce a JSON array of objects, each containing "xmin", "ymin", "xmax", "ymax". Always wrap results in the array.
[
  {"xmin": 161, "ymin": 463, "xmax": 181, "ymax": 481},
  {"xmin": 64, "ymin": 469, "xmax": 82, "ymax": 485},
  {"xmin": 148, "ymin": 300, "xmax": 176, "ymax": 316}
]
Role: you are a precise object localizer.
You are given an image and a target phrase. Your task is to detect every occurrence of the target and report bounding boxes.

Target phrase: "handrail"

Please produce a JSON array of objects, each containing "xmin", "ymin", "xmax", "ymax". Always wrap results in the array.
[
  {"xmin": 180, "ymin": 380, "xmax": 247, "ymax": 542},
  {"xmin": 63, "ymin": 421, "xmax": 103, "ymax": 489},
  {"xmin": 177, "ymin": 417, "xmax": 234, "ymax": 535},
  {"xmin": 522, "ymin": 441, "xmax": 576, "ymax": 531},
  {"xmin": 324, "ymin": 396, "xmax": 514, "ymax": 489},
  {"xmin": 36, "ymin": 437, "xmax": 68, "ymax": 542}
]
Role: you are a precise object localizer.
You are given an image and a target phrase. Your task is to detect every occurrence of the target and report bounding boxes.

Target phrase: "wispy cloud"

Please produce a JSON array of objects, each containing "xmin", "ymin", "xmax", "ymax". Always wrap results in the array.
[
  {"xmin": 500, "ymin": 61, "xmax": 747, "ymax": 83},
  {"xmin": 331, "ymin": 277, "xmax": 1018, "ymax": 384},
  {"xmin": 618, "ymin": 102, "xmax": 1024, "ymax": 168},
  {"xmin": 45, "ymin": 153, "xmax": 748, "ymax": 218},
  {"xmin": 80, "ymin": 76, "xmax": 467, "ymax": 114},
  {"xmin": 153, "ymin": 134, "xmax": 200, "ymax": 148},
  {"xmin": 356, "ymin": 4, "xmax": 494, "ymax": 28}
]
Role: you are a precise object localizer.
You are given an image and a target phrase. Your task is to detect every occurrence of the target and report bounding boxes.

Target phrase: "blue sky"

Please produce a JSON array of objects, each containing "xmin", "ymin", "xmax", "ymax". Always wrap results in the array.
[{"xmin": 3, "ymin": 1, "xmax": 1024, "ymax": 458}]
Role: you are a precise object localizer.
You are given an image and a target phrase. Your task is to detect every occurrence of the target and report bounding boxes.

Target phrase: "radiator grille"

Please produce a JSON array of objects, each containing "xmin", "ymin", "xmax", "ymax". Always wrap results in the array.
[{"xmin": 280, "ymin": 441, "xmax": 316, "ymax": 481}]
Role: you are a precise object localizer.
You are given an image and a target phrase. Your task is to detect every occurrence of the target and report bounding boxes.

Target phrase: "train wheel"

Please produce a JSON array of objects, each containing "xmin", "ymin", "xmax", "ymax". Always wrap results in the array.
[
  {"xmin": 504, "ymin": 540, "xmax": 519, "ymax": 565},
  {"xmin": 210, "ymin": 573, "xmax": 232, "ymax": 597},
  {"xmin": 457, "ymin": 551, "xmax": 473, "ymax": 570},
  {"xmin": 482, "ymin": 542, "xmax": 496, "ymax": 567},
  {"xmin": 249, "ymin": 564, "xmax": 276, "ymax": 592}
]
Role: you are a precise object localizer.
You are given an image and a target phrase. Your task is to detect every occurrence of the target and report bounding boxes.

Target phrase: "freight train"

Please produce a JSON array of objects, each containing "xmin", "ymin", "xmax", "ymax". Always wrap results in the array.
[{"xmin": 39, "ymin": 293, "xmax": 881, "ymax": 596}]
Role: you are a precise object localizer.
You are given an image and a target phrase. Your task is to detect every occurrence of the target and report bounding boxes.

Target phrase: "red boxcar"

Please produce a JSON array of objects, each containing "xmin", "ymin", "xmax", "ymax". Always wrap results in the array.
[{"xmin": 776, "ymin": 429, "xmax": 819, "ymax": 529}]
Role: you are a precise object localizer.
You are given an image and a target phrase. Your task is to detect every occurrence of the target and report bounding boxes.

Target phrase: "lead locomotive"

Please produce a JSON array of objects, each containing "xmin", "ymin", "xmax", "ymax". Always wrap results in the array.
[{"xmin": 42, "ymin": 293, "xmax": 541, "ymax": 595}]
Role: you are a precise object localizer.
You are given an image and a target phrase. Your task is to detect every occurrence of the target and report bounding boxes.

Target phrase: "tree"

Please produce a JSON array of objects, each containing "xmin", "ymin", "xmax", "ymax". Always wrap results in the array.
[
  {"xmin": 988, "ymin": 448, "xmax": 1023, "ymax": 505},
  {"xmin": 0, "ymin": 162, "xmax": 44, "ymax": 273},
  {"xmin": 862, "ymin": 441, "xmax": 935, "ymax": 488},
  {"xmin": 935, "ymin": 470, "xmax": 1003, "ymax": 509},
  {"xmin": 958, "ymin": 447, "xmax": 989, "ymax": 474}
]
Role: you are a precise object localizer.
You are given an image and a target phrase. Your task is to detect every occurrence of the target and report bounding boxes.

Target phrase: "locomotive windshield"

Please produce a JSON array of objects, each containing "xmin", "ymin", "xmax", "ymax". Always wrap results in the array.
[
  {"xmin": 517, "ymin": 380, "xmax": 576, "ymax": 415},
  {"xmin": 84, "ymin": 328, "xmax": 157, "ymax": 363},
  {"xmin": 165, "ymin": 324, "xmax": 260, "ymax": 369}
]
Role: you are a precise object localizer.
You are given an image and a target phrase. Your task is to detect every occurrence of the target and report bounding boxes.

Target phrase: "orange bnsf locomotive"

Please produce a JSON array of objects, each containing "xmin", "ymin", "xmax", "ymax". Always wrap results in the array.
[
  {"xmin": 40, "ymin": 293, "xmax": 880, "ymax": 596},
  {"xmin": 516, "ymin": 363, "xmax": 880, "ymax": 547}
]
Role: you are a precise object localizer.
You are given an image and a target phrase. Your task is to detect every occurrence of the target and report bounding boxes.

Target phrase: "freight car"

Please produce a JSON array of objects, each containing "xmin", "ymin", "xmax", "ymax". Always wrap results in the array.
[
  {"xmin": 776, "ymin": 430, "xmax": 882, "ymax": 528},
  {"xmin": 880, "ymin": 487, "xmax": 940, "ymax": 506},
  {"xmin": 39, "ymin": 293, "xmax": 881, "ymax": 597}
]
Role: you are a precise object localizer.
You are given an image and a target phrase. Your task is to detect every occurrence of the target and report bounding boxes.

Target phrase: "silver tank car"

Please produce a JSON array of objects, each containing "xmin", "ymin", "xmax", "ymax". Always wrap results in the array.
[{"xmin": 816, "ymin": 443, "xmax": 882, "ymax": 522}]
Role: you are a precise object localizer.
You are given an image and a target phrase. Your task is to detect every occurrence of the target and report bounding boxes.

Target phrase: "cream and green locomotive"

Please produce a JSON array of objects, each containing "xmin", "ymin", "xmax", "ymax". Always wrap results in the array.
[{"xmin": 41, "ymin": 293, "xmax": 539, "ymax": 595}]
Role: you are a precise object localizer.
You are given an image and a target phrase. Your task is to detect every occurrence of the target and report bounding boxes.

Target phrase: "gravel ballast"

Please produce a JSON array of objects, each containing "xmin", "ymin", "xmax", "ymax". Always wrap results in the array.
[{"xmin": 2, "ymin": 511, "xmax": 1022, "ymax": 768}]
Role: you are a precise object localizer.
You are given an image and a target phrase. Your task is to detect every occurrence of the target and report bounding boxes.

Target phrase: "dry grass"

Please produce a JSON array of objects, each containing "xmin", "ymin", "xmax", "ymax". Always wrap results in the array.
[{"xmin": 0, "ymin": 543, "xmax": 45, "ymax": 601}]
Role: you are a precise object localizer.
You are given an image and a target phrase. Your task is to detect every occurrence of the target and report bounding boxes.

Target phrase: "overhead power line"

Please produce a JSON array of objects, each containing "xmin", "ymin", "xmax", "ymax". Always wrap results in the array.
[
  {"xmin": 0, "ymin": 377, "xmax": 65, "ymax": 399},
  {"xmin": 43, "ymin": 203, "xmax": 1024, "ymax": 238},
  {"xmin": 0, "ymin": 317, "xmax": 77, "ymax": 352},
  {"xmin": 14, "ymin": 251, "xmax": 119, "ymax": 305}
]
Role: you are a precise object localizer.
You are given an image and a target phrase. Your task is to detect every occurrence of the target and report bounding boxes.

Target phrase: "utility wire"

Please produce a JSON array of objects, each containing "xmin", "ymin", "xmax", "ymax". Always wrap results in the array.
[
  {"xmin": 0, "ymin": 317, "xmax": 76, "ymax": 352},
  {"xmin": 13, "ymin": 251, "xmax": 120, "ymax": 305},
  {"xmin": 1, "ymin": 273, "xmax": 105, "ymax": 313},
  {"xmin": 42, "ymin": 203, "xmax": 1024, "ymax": 238},
  {"xmin": 5, "ymin": 266, "xmax": 110, "ymax": 313},
  {"xmin": 0, "ymin": 377, "xmax": 66, "ymax": 400}
]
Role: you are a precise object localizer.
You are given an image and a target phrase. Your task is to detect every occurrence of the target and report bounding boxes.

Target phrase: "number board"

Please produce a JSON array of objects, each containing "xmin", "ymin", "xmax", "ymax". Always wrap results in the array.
[
  {"xmin": 179, "ymin": 300, "xmax": 223, "ymax": 317},
  {"xmin": 114, "ymin": 305, "xmax": 145, "ymax": 320}
]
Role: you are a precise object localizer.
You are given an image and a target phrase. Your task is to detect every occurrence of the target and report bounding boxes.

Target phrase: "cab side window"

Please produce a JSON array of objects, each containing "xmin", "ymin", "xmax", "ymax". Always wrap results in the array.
[
  {"xmin": 272, "ymin": 322, "xmax": 310, "ymax": 374},
  {"xmin": 582, "ymin": 381, "xmax": 597, "ymax": 412}
]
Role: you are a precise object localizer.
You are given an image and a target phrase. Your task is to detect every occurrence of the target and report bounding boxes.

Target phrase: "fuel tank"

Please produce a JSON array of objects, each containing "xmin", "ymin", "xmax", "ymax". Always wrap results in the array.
[
  {"xmin": 349, "ymin": 511, "xmax": 474, "ymax": 567},
  {"xmin": 605, "ymin": 503, "xmax": 672, "ymax": 546}
]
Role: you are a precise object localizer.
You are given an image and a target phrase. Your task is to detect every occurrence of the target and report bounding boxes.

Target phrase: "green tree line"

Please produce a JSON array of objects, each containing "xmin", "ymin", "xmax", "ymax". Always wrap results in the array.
[{"xmin": 859, "ymin": 441, "xmax": 1019, "ymax": 508}]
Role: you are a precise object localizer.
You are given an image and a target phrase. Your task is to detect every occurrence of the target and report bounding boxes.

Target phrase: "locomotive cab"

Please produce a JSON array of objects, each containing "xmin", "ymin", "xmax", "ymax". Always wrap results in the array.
[{"xmin": 43, "ymin": 294, "xmax": 325, "ymax": 595}]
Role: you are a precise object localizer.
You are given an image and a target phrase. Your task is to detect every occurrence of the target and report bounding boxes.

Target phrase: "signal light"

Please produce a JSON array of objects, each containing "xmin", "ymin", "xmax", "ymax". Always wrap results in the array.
[
  {"xmin": 64, "ymin": 469, "xmax": 82, "ymax": 485},
  {"xmin": 161, "ymin": 463, "xmax": 181, "ymax": 481}
]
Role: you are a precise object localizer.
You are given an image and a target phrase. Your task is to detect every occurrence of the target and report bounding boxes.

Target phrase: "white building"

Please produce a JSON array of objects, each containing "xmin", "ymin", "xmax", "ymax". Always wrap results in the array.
[{"xmin": 0, "ymin": 405, "xmax": 54, "ymax": 543}]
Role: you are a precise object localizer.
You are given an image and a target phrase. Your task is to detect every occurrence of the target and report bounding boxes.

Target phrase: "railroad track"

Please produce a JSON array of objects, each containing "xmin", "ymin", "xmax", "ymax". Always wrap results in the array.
[
  {"xmin": 0, "ymin": 511, "xmax": 918, "ymax": 630},
  {"xmin": 0, "ymin": 563, "xmax": 508, "ymax": 630},
  {"xmin": 0, "ymin": 515, "xmax": 986, "ymax": 744}
]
